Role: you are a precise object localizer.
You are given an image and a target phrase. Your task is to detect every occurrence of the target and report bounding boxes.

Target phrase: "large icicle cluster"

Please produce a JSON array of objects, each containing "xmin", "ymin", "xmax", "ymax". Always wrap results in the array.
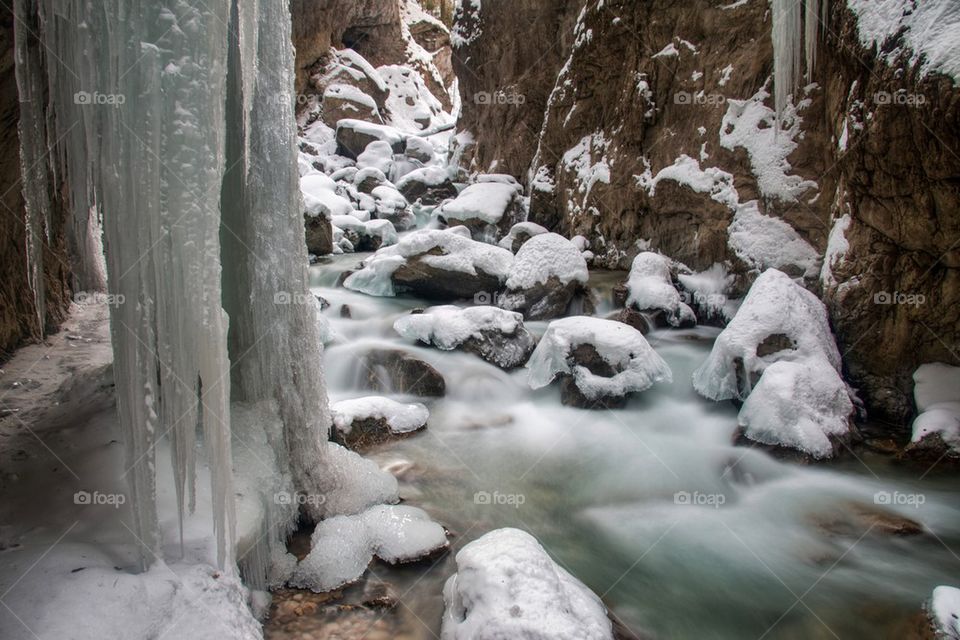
[
  {"xmin": 12, "ymin": 0, "xmax": 341, "ymax": 579},
  {"xmin": 771, "ymin": 0, "xmax": 826, "ymax": 118}
]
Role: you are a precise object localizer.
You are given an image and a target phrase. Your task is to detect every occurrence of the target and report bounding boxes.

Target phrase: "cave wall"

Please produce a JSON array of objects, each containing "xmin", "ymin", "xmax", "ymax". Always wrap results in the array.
[
  {"xmin": 453, "ymin": 0, "xmax": 960, "ymax": 426},
  {"xmin": 0, "ymin": 4, "xmax": 71, "ymax": 360}
]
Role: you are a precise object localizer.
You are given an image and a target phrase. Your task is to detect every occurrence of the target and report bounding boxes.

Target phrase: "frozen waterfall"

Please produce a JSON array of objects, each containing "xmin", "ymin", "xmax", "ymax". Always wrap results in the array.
[
  {"xmin": 771, "ymin": 0, "xmax": 826, "ymax": 119},
  {"xmin": 13, "ymin": 0, "xmax": 331, "ymax": 577}
]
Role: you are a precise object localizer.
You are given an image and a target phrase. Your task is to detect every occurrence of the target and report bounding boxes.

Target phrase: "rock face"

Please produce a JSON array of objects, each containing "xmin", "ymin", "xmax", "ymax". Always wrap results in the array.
[
  {"xmin": 0, "ymin": 5, "xmax": 71, "ymax": 359},
  {"xmin": 453, "ymin": 0, "xmax": 960, "ymax": 429}
]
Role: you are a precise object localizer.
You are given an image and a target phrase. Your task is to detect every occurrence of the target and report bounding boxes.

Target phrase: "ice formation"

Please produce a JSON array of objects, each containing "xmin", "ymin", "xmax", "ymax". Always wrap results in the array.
[
  {"xmin": 290, "ymin": 505, "xmax": 447, "ymax": 592},
  {"xmin": 12, "ymin": 0, "xmax": 391, "ymax": 582},
  {"xmin": 625, "ymin": 252, "xmax": 696, "ymax": 327},
  {"xmin": 527, "ymin": 316, "xmax": 672, "ymax": 400},
  {"xmin": 910, "ymin": 363, "xmax": 960, "ymax": 450},
  {"xmin": 771, "ymin": 0, "xmax": 825, "ymax": 118},
  {"xmin": 331, "ymin": 396, "xmax": 430, "ymax": 435},
  {"xmin": 441, "ymin": 528, "xmax": 614, "ymax": 640}
]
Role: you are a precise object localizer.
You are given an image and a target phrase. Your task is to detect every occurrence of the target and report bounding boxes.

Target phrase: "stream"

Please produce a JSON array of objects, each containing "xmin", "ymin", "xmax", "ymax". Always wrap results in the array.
[{"xmin": 297, "ymin": 250, "xmax": 960, "ymax": 639}]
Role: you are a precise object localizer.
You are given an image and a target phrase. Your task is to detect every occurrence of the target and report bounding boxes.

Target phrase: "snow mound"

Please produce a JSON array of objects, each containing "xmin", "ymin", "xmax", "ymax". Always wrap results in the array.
[
  {"xmin": 441, "ymin": 181, "xmax": 522, "ymax": 225},
  {"xmin": 625, "ymin": 252, "xmax": 695, "ymax": 327},
  {"xmin": 291, "ymin": 505, "xmax": 447, "ymax": 593},
  {"xmin": 499, "ymin": 221, "xmax": 549, "ymax": 251},
  {"xmin": 332, "ymin": 396, "xmax": 429, "ymax": 434},
  {"xmin": 527, "ymin": 316, "xmax": 672, "ymax": 400},
  {"xmin": 441, "ymin": 528, "xmax": 613, "ymax": 640},
  {"xmin": 344, "ymin": 228, "xmax": 514, "ymax": 297},
  {"xmin": 300, "ymin": 173, "xmax": 353, "ymax": 218},
  {"xmin": 694, "ymin": 269, "xmax": 852, "ymax": 457},
  {"xmin": 738, "ymin": 358, "xmax": 853, "ymax": 458},
  {"xmin": 396, "ymin": 166, "xmax": 451, "ymax": 190},
  {"xmin": 505, "ymin": 233, "xmax": 588, "ymax": 291},
  {"xmin": 693, "ymin": 269, "xmax": 841, "ymax": 401},
  {"xmin": 910, "ymin": 363, "xmax": 960, "ymax": 450},
  {"xmin": 728, "ymin": 201, "xmax": 820, "ymax": 279},
  {"xmin": 395, "ymin": 305, "xmax": 524, "ymax": 350},
  {"xmin": 930, "ymin": 585, "xmax": 960, "ymax": 639}
]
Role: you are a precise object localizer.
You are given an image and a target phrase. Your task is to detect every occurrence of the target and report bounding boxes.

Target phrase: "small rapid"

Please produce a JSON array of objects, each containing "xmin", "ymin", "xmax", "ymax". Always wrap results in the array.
[{"xmin": 309, "ymin": 251, "xmax": 960, "ymax": 639}]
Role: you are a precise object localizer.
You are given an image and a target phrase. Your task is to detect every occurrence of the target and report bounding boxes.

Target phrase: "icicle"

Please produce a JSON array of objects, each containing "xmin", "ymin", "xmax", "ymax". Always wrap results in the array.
[{"xmin": 772, "ymin": 0, "xmax": 828, "ymax": 120}]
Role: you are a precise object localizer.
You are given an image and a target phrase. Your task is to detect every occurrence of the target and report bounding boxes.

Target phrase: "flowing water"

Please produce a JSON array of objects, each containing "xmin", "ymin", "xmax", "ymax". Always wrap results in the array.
[{"xmin": 306, "ymin": 251, "xmax": 960, "ymax": 640}]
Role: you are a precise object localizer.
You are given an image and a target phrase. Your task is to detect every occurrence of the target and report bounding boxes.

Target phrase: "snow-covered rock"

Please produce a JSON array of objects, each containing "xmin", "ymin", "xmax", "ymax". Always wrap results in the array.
[
  {"xmin": 291, "ymin": 505, "xmax": 447, "ymax": 593},
  {"xmin": 498, "ymin": 221, "xmax": 549, "ymax": 253},
  {"xmin": 344, "ymin": 228, "xmax": 514, "ymax": 301},
  {"xmin": 907, "ymin": 363, "xmax": 960, "ymax": 462},
  {"xmin": 320, "ymin": 442, "xmax": 400, "ymax": 518},
  {"xmin": 929, "ymin": 585, "xmax": 960, "ymax": 639},
  {"xmin": 357, "ymin": 140, "xmax": 398, "ymax": 175},
  {"xmin": 693, "ymin": 269, "xmax": 854, "ymax": 458},
  {"xmin": 441, "ymin": 528, "xmax": 614, "ymax": 640},
  {"xmin": 322, "ymin": 83, "xmax": 381, "ymax": 125},
  {"xmin": 394, "ymin": 305, "xmax": 537, "ymax": 369},
  {"xmin": 498, "ymin": 233, "xmax": 591, "ymax": 321},
  {"xmin": 527, "ymin": 316, "xmax": 672, "ymax": 408},
  {"xmin": 396, "ymin": 166, "xmax": 458, "ymax": 205},
  {"xmin": 331, "ymin": 396, "xmax": 428, "ymax": 449},
  {"xmin": 336, "ymin": 119, "xmax": 406, "ymax": 160},
  {"xmin": 625, "ymin": 252, "xmax": 696, "ymax": 328},
  {"xmin": 301, "ymin": 172, "xmax": 353, "ymax": 218},
  {"xmin": 439, "ymin": 179, "xmax": 525, "ymax": 243},
  {"xmin": 331, "ymin": 215, "xmax": 398, "ymax": 252}
]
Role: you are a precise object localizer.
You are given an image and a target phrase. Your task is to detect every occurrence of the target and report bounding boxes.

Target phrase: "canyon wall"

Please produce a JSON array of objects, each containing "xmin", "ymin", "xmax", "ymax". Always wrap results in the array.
[{"xmin": 453, "ymin": 0, "xmax": 960, "ymax": 426}]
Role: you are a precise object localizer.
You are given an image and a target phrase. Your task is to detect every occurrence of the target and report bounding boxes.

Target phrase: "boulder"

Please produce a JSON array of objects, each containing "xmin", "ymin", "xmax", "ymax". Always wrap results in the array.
[
  {"xmin": 438, "ymin": 179, "xmax": 524, "ymax": 242},
  {"xmin": 624, "ymin": 252, "xmax": 695, "ymax": 328},
  {"xmin": 498, "ymin": 221, "xmax": 549, "ymax": 254},
  {"xmin": 335, "ymin": 119, "xmax": 405, "ymax": 160},
  {"xmin": 527, "ymin": 316, "xmax": 672, "ymax": 409},
  {"xmin": 498, "ymin": 233, "xmax": 592, "ymax": 320},
  {"xmin": 305, "ymin": 214, "xmax": 334, "ymax": 255},
  {"xmin": 321, "ymin": 83, "xmax": 382, "ymax": 127},
  {"xmin": 395, "ymin": 166, "xmax": 458, "ymax": 205},
  {"xmin": 358, "ymin": 348, "xmax": 446, "ymax": 396},
  {"xmin": 331, "ymin": 396, "xmax": 428, "ymax": 450},
  {"xmin": 344, "ymin": 228, "xmax": 514, "ymax": 301},
  {"xmin": 394, "ymin": 305, "xmax": 537, "ymax": 369}
]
